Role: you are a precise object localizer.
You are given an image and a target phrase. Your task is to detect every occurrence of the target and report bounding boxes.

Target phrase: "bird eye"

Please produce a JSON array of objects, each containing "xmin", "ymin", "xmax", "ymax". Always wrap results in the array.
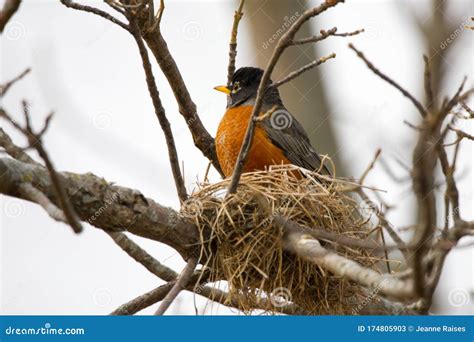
[{"xmin": 232, "ymin": 81, "xmax": 241, "ymax": 93}]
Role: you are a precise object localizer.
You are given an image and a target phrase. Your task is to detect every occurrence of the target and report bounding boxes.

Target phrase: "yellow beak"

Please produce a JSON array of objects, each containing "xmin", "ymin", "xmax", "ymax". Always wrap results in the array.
[{"xmin": 213, "ymin": 85, "xmax": 231, "ymax": 95}]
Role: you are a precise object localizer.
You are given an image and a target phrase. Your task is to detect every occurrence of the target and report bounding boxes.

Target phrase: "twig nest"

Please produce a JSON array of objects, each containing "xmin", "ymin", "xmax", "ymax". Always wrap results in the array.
[{"xmin": 181, "ymin": 165, "xmax": 384, "ymax": 314}]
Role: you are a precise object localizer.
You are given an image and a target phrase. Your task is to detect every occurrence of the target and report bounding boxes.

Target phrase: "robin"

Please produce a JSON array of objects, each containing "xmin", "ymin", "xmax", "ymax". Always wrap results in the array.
[{"xmin": 214, "ymin": 66, "xmax": 331, "ymax": 178}]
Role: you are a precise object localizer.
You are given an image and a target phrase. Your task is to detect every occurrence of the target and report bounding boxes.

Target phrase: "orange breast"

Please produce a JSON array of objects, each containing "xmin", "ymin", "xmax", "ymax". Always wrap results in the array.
[{"xmin": 216, "ymin": 105, "xmax": 292, "ymax": 177}]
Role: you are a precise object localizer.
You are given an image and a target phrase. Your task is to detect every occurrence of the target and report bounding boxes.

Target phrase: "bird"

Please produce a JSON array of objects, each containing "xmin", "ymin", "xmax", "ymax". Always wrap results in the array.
[{"xmin": 214, "ymin": 66, "xmax": 331, "ymax": 178}]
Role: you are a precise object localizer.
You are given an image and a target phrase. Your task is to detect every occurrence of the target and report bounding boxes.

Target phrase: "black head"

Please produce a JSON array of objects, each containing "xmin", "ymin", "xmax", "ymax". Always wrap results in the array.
[{"xmin": 214, "ymin": 67, "xmax": 282, "ymax": 108}]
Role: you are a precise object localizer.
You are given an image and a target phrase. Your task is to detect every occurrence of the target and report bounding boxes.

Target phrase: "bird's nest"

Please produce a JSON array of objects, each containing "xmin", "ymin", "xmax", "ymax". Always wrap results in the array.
[{"xmin": 181, "ymin": 164, "xmax": 386, "ymax": 314}]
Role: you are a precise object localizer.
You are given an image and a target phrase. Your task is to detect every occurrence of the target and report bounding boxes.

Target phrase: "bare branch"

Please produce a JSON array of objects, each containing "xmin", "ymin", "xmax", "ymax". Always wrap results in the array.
[
  {"xmin": 291, "ymin": 27, "xmax": 364, "ymax": 45},
  {"xmin": 271, "ymin": 53, "xmax": 336, "ymax": 89},
  {"xmin": 460, "ymin": 102, "xmax": 474, "ymax": 118},
  {"xmin": 403, "ymin": 119, "xmax": 422, "ymax": 131},
  {"xmin": 0, "ymin": 67, "xmax": 30, "ymax": 97},
  {"xmin": 112, "ymin": 272, "xmax": 309, "ymax": 315},
  {"xmin": 128, "ymin": 18, "xmax": 188, "ymax": 202},
  {"xmin": 356, "ymin": 189, "xmax": 409, "ymax": 260},
  {"xmin": 0, "ymin": 157, "xmax": 200, "ymax": 258},
  {"xmin": 106, "ymin": 232, "xmax": 178, "ymax": 281},
  {"xmin": 139, "ymin": 19, "xmax": 223, "ymax": 176},
  {"xmin": 155, "ymin": 256, "xmax": 198, "ymax": 315},
  {"xmin": 0, "ymin": 0, "xmax": 21, "ymax": 33},
  {"xmin": 17, "ymin": 183, "xmax": 68, "ymax": 224},
  {"xmin": 345, "ymin": 44, "xmax": 471, "ymax": 310},
  {"xmin": 437, "ymin": 142, "xmax": 460, "ymax": 223},
  {"xmin": 349, "ymin": 43, "xmax": 427, "ymax": 117},
  {"xmin": 359, "ymin": 148, "xmax": 381, "ymax": 184},
  {"xmin": 440, "ymin": 77, "xmax": 468, "ymax": 118},
  {"xmin": 282, "ymin": 221, "xmax": 415, "ymax": 301},
  {"xmin": 62, "ymin": 0, "xmax": 223, "ymax": 176},
  {"xmin": 0, "ymin": 127, "xmax": 36, "ymax": 164},
  {"xmin": 103, "ymin": 0, "xmax": 127, "ymax": 16},
  {"xmin": 60, "ymin": 2, "xmax": 188, "ymax": 200},
  {"xmin": 60, "ymin": 0, "xmax": 130, "ymax": 31},
  {"xmin": 227, "ymin": 0, "xmax": 245, "ymax": 86},
  {"xmin": 448, "ymin": 125, "xmax": 474, "ymax": 142},
  {"xmin": 111, "ymin": 282, "xmax": 175, "ymax": 315},
  {"xmin": 0, "ymin": 104, "xmax": 83, "ymax": 234}
]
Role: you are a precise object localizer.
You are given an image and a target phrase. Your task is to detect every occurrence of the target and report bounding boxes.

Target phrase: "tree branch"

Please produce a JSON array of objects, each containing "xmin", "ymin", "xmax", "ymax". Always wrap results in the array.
[
  {"xmin": 106, "ymin": 231, "xmax": 178, "ymax": 281},
  {"xmin": 140, "ymin": 20, "xmax": 223, "ymax": 176},
  {"xmin": 0, "ymin": 67, "xmax": 30, "ymax": 96},
  {"xmin": 129, "ymin": 18, "xmax": 188, "ymax": 202},
  {"xmin": 60, "ymin": 0, "xmax": 130, "ymax": 31},
  {"xmin": 291, "ymin": 27, "xmax": 364, "ymax": 45},
  {"xmin": 281, "ymin": 222, "xmax": 415, "ymax": 301},
  {"xmin": 17, "ymin": 183, "xmax": 68, "ymax": 224},
  {"xmin": 0, "ymin": 127, "xmax": 36, "ymax": 164},
  {"xmin": 0, "ymin": 0, "xmax": 21, "ymax": 33},
  {"xmin": 0, "ymin": 157, "xmax": 200, "ymax": 258},
  {"xmin": 271, "ymin": 53, "xmax": 336, "ymax": 89},
  {"xmin": 349, "ymin": 43, "xmax": 427, "ymax": 117},
  {"xmin": 111, "ymin": 282, "xmax": 174, "ymax": 315},
  {"xmin": 227, "ymin": 0, "xmax": 245, "ymax": 86},
  {"xmin": 1, "ymin": 104, "xmax": 83, "ymax": 233},
  {"xmin": 155, "ymin": 256, "xmax": 198, "ymax": 315}
]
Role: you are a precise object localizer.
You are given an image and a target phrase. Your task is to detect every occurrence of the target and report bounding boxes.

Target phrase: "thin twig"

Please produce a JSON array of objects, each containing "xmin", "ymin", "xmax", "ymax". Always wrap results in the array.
[
  {"xmin": 403, "ymin": 120, "xmax": 422, "ymax": 131},
  {"xmin": 111, "ymin": 275, "xmax": 307, "ymax": 315},
  {"xmin": 104, "ymin": 0, "xmax": 127, "ymax": 16},
  {"xmin": 155, "ymin": 256, "xmax": 198, "ymax": 315},
  {"xmin": 356, "ymin": 189, "xmax": 409, "ymax": 260},
  {"xmin": 0, "ymin": 127, "xmax": 36, "ymax": 164},
  {"xmin": 26, "ymin": 103, "xmax": 83, "ymax": 233},
  {"xmin": 1, "ymin": 104, "xmax": 83, "ymax": 233},
  {"xmin": 271, "ymin": 53, "xmax": 336, "ymax": 89},
  {"xmin": 359, "ymin": 148, "xmax": 381, "ymax": 184},
  {"xmin": 448, "ymin": 125, "xmax": 474, "ymax": 142},
  {"xmin": 106, "ymin": 231, "xmax": 178, "ymax": 281},
  {"xmin": 135, "ymin": 7, "xmax": 223, "ymax": 175},
  {"xmin": 356, "ymin": 147, "xmax": 391, "ymax": 274},
  {"xmin": 111, "ymin": 282, "xmax": 175, "ymax": 315},
  {"xmin": 460, "ymin": 102, "xmax": 474, "ymax": 118},
  {"xmin": 60, "ymin": 0, "xmax": 130, "ymax": 31},
  {"xmin": 291, "ymin": 27, "xmax": 364, "ymax": 45},
  {"xmin": 0, "ymin": 68, "xmax": 30, "ymax": 97},
  {"xmin": 227, "ymin": 0, "xmax": 245, "ymax": 86},
  {"xmin": 441, "ymin": 77, "xmax": 468, "ymax": 118},
  {"xmin": 129, "ymin": 19, "xmax": 188, "ymax": 202},
  {"xmin": 349, "ymin": 43, "xmax": 427, "ymax": 117},
  {"xmin": 18, "ymin": 183, "xmax": 68, "ymax": 224}
]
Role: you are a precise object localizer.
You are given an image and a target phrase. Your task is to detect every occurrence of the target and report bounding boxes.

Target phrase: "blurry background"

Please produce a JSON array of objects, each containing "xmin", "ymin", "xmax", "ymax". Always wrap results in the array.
[{"xmin": 0, "ymin": 0, "xmax": 472, "ymax": 315}]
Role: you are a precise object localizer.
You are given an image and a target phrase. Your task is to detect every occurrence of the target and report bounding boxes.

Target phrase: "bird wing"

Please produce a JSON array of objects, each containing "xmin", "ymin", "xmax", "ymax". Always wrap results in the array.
[{"xmin": 260, "ymin": 107, "xmax": 331, "ymax": 175}]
